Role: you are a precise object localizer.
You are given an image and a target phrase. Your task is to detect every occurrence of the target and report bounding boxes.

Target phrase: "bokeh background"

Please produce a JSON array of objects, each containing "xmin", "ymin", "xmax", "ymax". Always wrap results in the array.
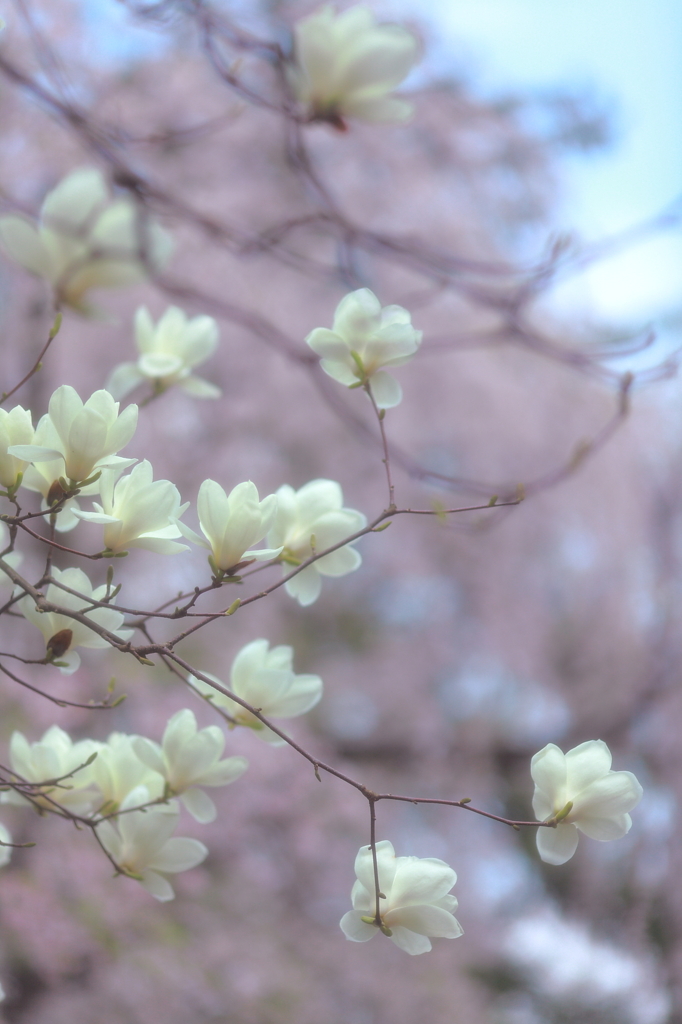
[{"xmin": 0, "ymin": 1, "xmax": 680, "ymax": 1022}]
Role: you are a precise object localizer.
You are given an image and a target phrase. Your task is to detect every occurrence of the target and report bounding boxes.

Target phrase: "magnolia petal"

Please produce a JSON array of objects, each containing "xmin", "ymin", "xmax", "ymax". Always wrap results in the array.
[
  {"xmin": 0, "ymin": 217, "xmax": 51, "ymax": 275},
  {"xmin": 241, "ymin": 545, "xmax": 283, "ymax": 563},
  {"xmin": 388, "ymin": 926, "xmax": 432, "ymax": 955},
  {"xmin": 573, "ymin": 769, "xmax": 643, "ymax": 820},
  {"xmin": 180, "ymin": 376, "xmax": 221, "ymax": 398},
  {"xmin": 339, "ymin": 911, "xmax": 377, "ymax": 943},
  {"xmin": 54, "ymin": 650, "xmax": 81, "ymax": 675},
  {"xmin": 306, "ymin": 328, "xmax": 351, "ymax": 361},
  {"xmin": 368, "ymin": 370, "xmax": 402, "ymax": 409},
  {"xmin": 106, "ymin": 363, "xmax": 145, "ymax": 400},
  {"xmin": 565, "ymin": 739, "xmax": 613, "ymax": 794},
  {"xmin": 389, "ymin": 857, "xmax": 457, "ymax": 907},
  {"xmin": 535, "ymin": 823, "xmax": 579, "ymax": 865},
  {"xmin": 385, "ymin": 904, "xmax": 462, "ymax": 939},
  {"xmin": 8, "ymin": 444, "xmax": 63, "ymax": 463},
  {"xmin": 354, "ymin": 840, "xmax": 397, "ymax": 897},
  {"xmin": 138, "ymin": 869, "xmax": 175, "ymax": 902},
  {"xmin": 284, "ymin": 565, "xmax": 322, "ymax": 606},
  {"xmin": 319, "ymin": 359, "xmax": 358, "ymax": 387},
  {"xmin": 198, "ymin": 755, "xmax": 248, "ymax": 787},
  {"xmin": 147, "ymin": 836, "xmax": 208, "ymax": 873},
  {"xmin": 316, "ymin": 544, "xmax": 362, "ymax": 578},
  {"xmin": 266, "ymin": 674, "xmax": 323, "ymax": 718},
  {"xmin": 577, "ymin": 812, "xmax": 632, "ymax": 841},
  {"xmin": 131, "ymin": 737, "xmax": 165, "ymax": 775},
  {"xmin": 180, "ymin": 787, "xmax": 217, "ymax": 824}
]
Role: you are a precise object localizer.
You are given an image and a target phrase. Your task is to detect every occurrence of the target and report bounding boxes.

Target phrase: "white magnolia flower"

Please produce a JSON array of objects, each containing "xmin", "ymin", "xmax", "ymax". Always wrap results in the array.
[
  {"xmin": 72, "ymin": 460, "xmax": 189, "ymax": 554},
  {"xmin": 177, "ymin": 479, "xmax": 281, "ymax": 574},
  {"xmin": 340, "ymin": 840, "xmax": 463, "ymax": 955},
  {"xmin": 92, "ymin": 732, "xmax": 165, "ymax": 810},
  {"xmin": 0, "ymin": 822, "xmax": 13, "ymax": 869},
  {"xmin": 267, "ymin": 478, "xmax": 366, "ymax": 606},
  {"xmin": 97, "ymin": 787, "xmax": 208, "ymax": 901},
  {"xmin": 20, "ymin": 413, "xmax": 101, "ymax": 531},
  {"xmin": 0, "ymin": 167, "xmax": 172, "ymax": 311},
  {"xmin": 133, "ymin": 709, "xmax": 248, "ymax": 823},
  {"xmin": 107, "ymin": 306, "xmax": 221, "ymax": 401},
  {"xmin": 190, "ymin": 639, "xmax": 323, "ymax": 746},
  {"xmin": 1, "ymin": 725, "xmax": 100, "ymax": 815},
  {"xmin": 289, "ymin": 5, "xmax": 419, "ymax": 126},
  {"xmin": 531, "ymin": 740, "xmax": 644, "ymax": 865},
  {"xmin": 9, "ymin": 385, "xmax": 138, "ymax": 485},
  {"xmin": 307, "ymin": 288, "xmax": 421, "ymax": 408},
  {"xmin": 20, "ymin": 565, "xmax": 133, "ymax": 674},
  {"xmin": 0, "ymin": 405, "xmax": 33, "ymax": 489}
]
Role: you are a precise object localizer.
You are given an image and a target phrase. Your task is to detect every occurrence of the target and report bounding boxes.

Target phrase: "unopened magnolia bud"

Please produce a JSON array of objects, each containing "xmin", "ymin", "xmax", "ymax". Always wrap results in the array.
[
  {"xmin": 47, "ymin": 479, "xmax": 67, "ymax": 507},
  {"xmin": 46, "ymin": 628, "xmax": 73, "ymax": 659}
]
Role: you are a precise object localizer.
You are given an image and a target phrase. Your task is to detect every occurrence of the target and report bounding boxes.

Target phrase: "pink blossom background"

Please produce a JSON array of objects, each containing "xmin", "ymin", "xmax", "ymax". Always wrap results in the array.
[{"xmin": 0, "ymin": 2, "xmax": 679, "ymax": 1022}]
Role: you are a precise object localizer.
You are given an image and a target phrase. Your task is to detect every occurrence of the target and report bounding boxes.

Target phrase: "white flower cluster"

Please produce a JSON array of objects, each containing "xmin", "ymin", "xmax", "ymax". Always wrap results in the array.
[
  {"xmin": 0, "ymin": 168, "xmax": 172, "ymax": 311},
  {"xmin": 0, "ymin": 64, "xmax": 646, "ymax": 957},
  {"xmin": 1, "ymin": 712, "xmax": 247, "ymax": 901},
  {"xmin": 289, "ymin": 5, "xmax": 419, "ymax": 127},
  {"xmin": 0, "ymin": 633, "xmax": 328, "ymax": 898},
  {"xmin": 306, "ymin": 288, "xmax": 422, "ymax": 408},
  {"xmin": 190, "ymin": 638, "xmax": 323, "ymax": 744}
]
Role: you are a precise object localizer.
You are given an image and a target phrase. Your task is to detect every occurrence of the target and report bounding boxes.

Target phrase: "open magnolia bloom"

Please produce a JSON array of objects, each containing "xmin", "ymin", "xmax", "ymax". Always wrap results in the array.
[
  {"xmin": 177, "ymin": 479, "xmax": 281, "ymax": 574},
  {"xmin": 20, "ymin": 414, "xmax": 101, "ymax": 531},
  {"xmin": 531, "ymin": 740, "xmax": 644, "ymax": 865},
  {"xmin": 267, "ymin": 478, "xmax": 366, "ymax": 606},
  {"xmin": 0, "ymin": 823, "xmax": 13, "ymax": 869},
  {"xmin": 10, "ymin": 385, "xmax": 138, "ymax": 486},
  {"xmin": 0, "ymin": 167, "xmax": 172, "ymax": 311},
  {"xmin": 107, "ymin": 306, "xmax": 221, "ymax": 401},
  {"xmin": 306, "ymin": 288, "xmax": 421, "ymax": 408},
  {"xmin": 340, "ymin": 840, "xmax": 463, "ymax": 955},
  {"xmin": 132, "ymin": 709, "xmax": 248, "ymax": 823},
  {"xmin": 20, "ymin": 565, "xmax": 133, "ymax": 674},
  {"xmin": 72, "ymin": 460, "xmax": 189, "ymax": 554},
  {"xmin": 0, "ymin": 405, "xmax": 33, "ymax": 490},
  {"xmin": 1, "ymin": 725, "xmax": 100, "ymax": 815},
  {"xmin": 289, "ymin": 5, "xmax": 419, "ymax": 126},
  {"xmin": 97, "ymin": 787, "xmax": 208, "ymax": 901},
  {"xmin": 92, "ymin": 732, "xmax": 165, "ymax": 810},
  {"xmin": 189, "ymin": 639, "xmax": 323, "ymax": 746}
]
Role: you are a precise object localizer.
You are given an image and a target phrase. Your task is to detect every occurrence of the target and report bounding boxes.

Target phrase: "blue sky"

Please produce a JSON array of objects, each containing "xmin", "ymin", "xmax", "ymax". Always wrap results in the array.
[
  {"xmin": 70, "ymin": 0, "xmax": 682, "ymax": 327},
  {"xmin": 385, "ymin": 0, "xmax": 682, "ymax": 326}
]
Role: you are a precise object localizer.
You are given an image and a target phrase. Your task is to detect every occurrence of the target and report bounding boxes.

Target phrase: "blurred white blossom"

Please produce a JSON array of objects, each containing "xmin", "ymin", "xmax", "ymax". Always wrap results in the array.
[
  {"xmin": 0, "ymin": 405, "xmax": 33, "ymax": 490},
  {"xmin": 0, "ymin": 167, "xmax": 172, "ymax": 311},
  {"xmin": 20, "ymin": 565, "xmax": 133, "ymax": 674},
  {"xmin": 10, "ymin": 385, "xmax": 137, "ymax": 484},
  {"xmin": 92, "ymin": 732, "xmax": 165, "ymax": 810},
  {"xmin": 190, "ymin": 639, "xmax": 323, "ymax": 746},
  {"xmin": 21, "ymin": 414, "xmax": 100, "ymax": 531},
  {"xmin": 0, "ymin": 822, "xmax": 13, "ymax": 869},
  {"xmin": 531, "ymin": 739, "xmax": 643, "ymax": 865},
  {"xmin": 107, "ymin": 306, "xmax": 221, "ymax": 400},
  {"xmin": 290, "ymin": 5, "xmax": 419, "ymax": 126},
  {"xmin": 1, "ymin": 725, "xmax": 100, "ymax": 815},
  {"xmin": 177, "ymin": 479, "xmax": 281, "ymax": 574},
  {"xmin": 306, "ymin": 288, "xmax": 421, "ymax": 408},
  {"xmin": 340, "ymin": 840, "xmax": 463, "ymax": 955},
  {"xmin": 97, "ymin": 788, "xmax": 208, "ymax": 901},
  {"xmin": 268, "ymin": 478, "xmax": 366, "ymax": 605},
  {"xmin": 72, "ymin": 460, "xmax": 189, "ymax": 554},
  {"xmin": 133, "ymin": 709, "xmax": 248, "ymax": 822}
]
